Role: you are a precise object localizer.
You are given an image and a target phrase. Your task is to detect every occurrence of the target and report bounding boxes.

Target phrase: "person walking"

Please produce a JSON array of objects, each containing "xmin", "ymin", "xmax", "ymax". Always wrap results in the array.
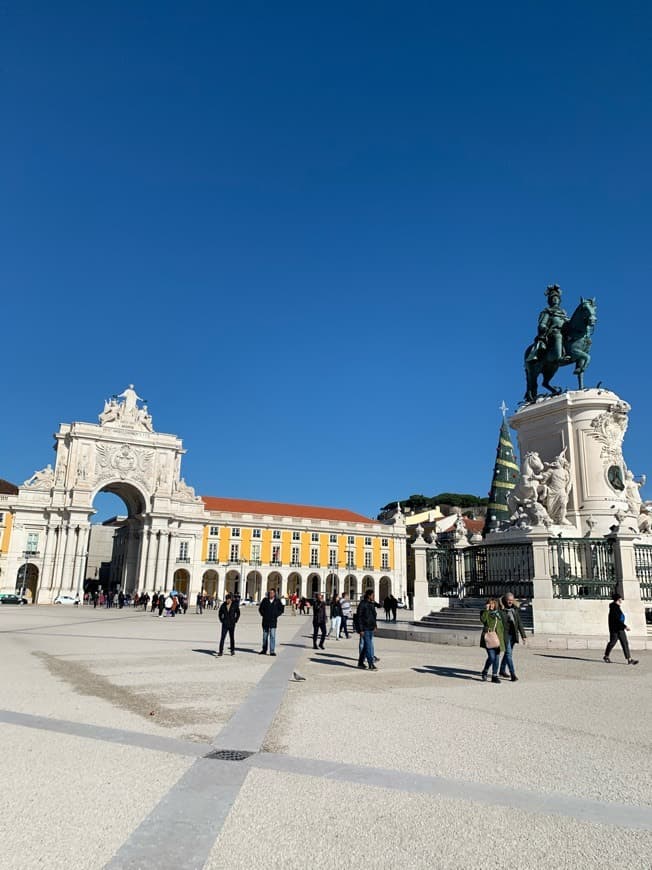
[
  {"xmin": 258, "ymin": 589, "xmax": 284, "ymax": 656},
  {"xmin": 499, "ymin": 592, "xmax": 527, "ymax": 681},
  {"xmin": 357, "ymin": 590, "xmax": 378, "ymax": 670},
  {"xmin": 480, "ymin": 598, "xmax": 504, "ymax": 683},
  {"xmin": 604, "ymin": 594, "xmax": 639, "ymax": 665},
  {"xmin": 383, "ymin": 595, "xmax": 392, "ymax": 622},
  {"xmin": 217, "ymin": 592, "xmax": 240, "ymax": 656},
  {"xmin": 339, "ymin": 593, "xmax": 351, "ymax": 638},
  {"xmin": 196, "ymin": 592, "xmax": 204, "ymax": 615},
  {"xmin": 330, "ymin": 594, "xmax": 342, "ymax": 640},
  {"xmin": 312, "ymin": 593, "xmax": 327, "ymax": 650},
  {"xmin": 389, "ymin": 593, "xmax": 398, "ymax": 623}
]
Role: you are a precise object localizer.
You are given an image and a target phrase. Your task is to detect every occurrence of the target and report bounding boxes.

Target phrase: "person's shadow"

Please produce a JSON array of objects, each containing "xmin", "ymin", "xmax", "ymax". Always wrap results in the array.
[{"xmin": 412, "ymin": 665, "xmax": 481, "ymax": 681}]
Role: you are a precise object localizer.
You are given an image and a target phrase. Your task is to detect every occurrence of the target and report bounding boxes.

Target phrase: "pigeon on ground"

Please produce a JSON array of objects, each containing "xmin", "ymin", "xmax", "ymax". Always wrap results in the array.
[{"xmin": 292, "ymin": 671, "xmax": 306, "ymax": 681}]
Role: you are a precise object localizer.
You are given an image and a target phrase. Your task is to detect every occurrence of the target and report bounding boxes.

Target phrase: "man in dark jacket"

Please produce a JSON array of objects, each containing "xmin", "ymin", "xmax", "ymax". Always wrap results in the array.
[
  {"xmin": 258, "ymin": 589, "xmax": 284, "ymax": 656},
  {"xmin": 604, "ymin": 595, "xmax": 638, "ymax": 665},
  {"xmin": 217, "ymin": 593, "xmax": 240, "ymax": 656},
  {"xmin": 357, "ymin": 590, "xmax": 378, "ymax": 670},
  {"xmin": 499, "ymin": 592, "xmax": 527, "ymax": 681},
  {"xmin": 312, "ymin": 593, "xmax": 327, "ymax": 649}
]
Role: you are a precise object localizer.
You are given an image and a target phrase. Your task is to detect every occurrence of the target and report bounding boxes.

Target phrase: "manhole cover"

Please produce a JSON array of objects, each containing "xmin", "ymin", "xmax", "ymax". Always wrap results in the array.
[{"xmin": 204, "ymin": 749, "xmax": 253, "ymax": 762}]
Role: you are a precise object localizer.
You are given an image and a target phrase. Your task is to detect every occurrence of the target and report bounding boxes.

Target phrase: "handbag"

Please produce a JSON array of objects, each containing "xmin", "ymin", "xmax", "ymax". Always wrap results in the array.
[{"xmin": 484, "ymin": 615, "xmax": 500, "ymax": 649}]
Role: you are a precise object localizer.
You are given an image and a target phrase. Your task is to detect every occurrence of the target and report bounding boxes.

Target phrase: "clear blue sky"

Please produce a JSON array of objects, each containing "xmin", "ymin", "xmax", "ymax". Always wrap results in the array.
[{"xmin": 2, "ymin": 1, "xmax": 651, "ymax": 519}]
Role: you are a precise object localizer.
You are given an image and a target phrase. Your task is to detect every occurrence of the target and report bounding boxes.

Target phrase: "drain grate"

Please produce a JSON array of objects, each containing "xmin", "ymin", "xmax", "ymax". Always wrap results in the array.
[{"xmin": 204, "ymin": 749, "xmax": 253, "ymax": 762}]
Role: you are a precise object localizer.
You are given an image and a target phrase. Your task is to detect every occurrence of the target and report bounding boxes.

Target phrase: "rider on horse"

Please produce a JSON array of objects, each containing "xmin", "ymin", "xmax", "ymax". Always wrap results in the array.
[{"xmin": 525, "ymin": 284, "xmax": 569, "ymax": 365}]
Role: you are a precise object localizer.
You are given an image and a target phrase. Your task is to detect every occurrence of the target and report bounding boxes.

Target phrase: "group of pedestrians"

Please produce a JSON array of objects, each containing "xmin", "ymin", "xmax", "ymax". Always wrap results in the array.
[{"xmin": 479, "ymin": 592, "xmax": 527, "ymax": 683}]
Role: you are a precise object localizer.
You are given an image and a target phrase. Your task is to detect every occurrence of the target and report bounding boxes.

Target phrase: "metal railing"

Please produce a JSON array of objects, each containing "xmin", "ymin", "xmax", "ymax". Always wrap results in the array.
[
  {"xmin": 634, "ymin": 544, "xmax": 652, "ymax": 601},
  {"xmin": 427, "ymin": 543, "xmax": 534, "ymax": 600},
  {"xmin": 549, "ymin": 538, "xmax": 616, "ymax": 599}
]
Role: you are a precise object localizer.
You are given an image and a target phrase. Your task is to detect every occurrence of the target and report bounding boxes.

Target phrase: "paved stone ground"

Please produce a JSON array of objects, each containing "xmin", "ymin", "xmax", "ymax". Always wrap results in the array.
[{"xmin": 0, "ymin": 605, "xmax": 650, "ymax": 869}]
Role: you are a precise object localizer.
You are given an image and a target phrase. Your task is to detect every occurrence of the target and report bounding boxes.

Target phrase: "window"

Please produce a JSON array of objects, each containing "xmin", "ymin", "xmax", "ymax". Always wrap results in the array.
[
  {"xmin": 381, "ymin": 538, "xmax": 388, "ymax": 547},
  {"xmin": 364, "ymin": 537, "xmax": 372, "ymax": 547},
  {"xmin": 347, "ymin": 535, "xmax": 355, "ymax": 545},
  {"xmin": 230, "ymin": 543, "xmax": 240, "ymax": 562},
  {"xmin": 271, "ymin": 545, "xmax": 281, "ymax": 564},
  {"xmin": 26, "ymin": 532, "xmax": 39, "ymax": 554},
  {"xmin": 292, "ymin": 531, "xmax": 301, "ymax": 541},
  {"xmin": 329, "ymin": 549, "xmax": 337, "ymax": 567},
  {"xmin": 346, "ymin": 550, "xmax": 355, "ymax": 567},
  {"xmin": 310, "ymin": 547, "xmax": 319, "ymax": 567},
  {"xmin": 364, "ymin": 552, "xmax": 372, "ymax": 568},
  {"xmin": 179, "ymin": 541, "xmax": 189, "ymax": 561},
  {"xmin": 209, "ymin": 526, "xmax": 220, "ymax": 536},
  {"xmin": 207, "ymin": 542, "xmax": 218, "ymax": 562},
  {"xmin": 311, "ymin": 532, "xmax": 319, "ymax": 543},
  {"xmin": 251, "ymin": 544, "xmax": 261, "ymax": 562},
  {"xmin": 329, "ymin": 534, "xmax": 337, "ymax": 544},
  {"xmin": 272, "ymin": 530, "xmax": 281, "ymax": 540},
  {"xmin": 291, "ymin": 546, "xmax": 300, "ymax": 566},
  {"xmin": 252, "ymin": 528, "xmax": 261, "ymax": 539},
  {"xmin": 231, "ymin": 527, "xmax": 241, "ymax": 538},
  {"xmin": 381, "ymin": 553, "xmax": 389, "ymax": 569},
  {"xmin": 0, "ymin": 513, "xmax": 3, "ymax": 524}
]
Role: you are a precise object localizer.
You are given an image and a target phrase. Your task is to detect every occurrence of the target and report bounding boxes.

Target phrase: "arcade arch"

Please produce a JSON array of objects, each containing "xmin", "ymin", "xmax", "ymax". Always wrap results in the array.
[
  {"xmin": 173, "ymin": 569, "xmax": 190, "ymax": 596},
  {"xmin": 202, "ymin": 570, "xmax": 218, "ymax": 599},
  {"xmin": 308, "ymin": 573, "xmax": 321, "ymax": 597},
  {"xmin": 379, "ymin": 576, "xmax": 392, "ymax": 601},
  {"xmin": 287, "ymin": 572, "xmax": 302, "ymax": 598},
  {"xmin": 344, "ymin": 574, "xmax": 358, "ymax": 600},
  {"xmin": 325, "ymin": 572, "xmax": 339, "ymax": 599},
  {"xmin": 267, "ymin": 571, "xmax": 282, "ymax": 595},
  {"xmin": 246, "ymin": 571, "xmax": 262, "ymax": 602},
  {"xmin": 16, "ymin": 563, "xmax": 39, "ymax": 602}
]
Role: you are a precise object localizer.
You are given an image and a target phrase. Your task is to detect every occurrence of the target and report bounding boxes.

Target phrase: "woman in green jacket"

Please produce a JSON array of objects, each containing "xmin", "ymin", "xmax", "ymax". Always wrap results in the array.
[{"xmin": 480, "ymin": 598, "xmax": 505, "ymax": 683}]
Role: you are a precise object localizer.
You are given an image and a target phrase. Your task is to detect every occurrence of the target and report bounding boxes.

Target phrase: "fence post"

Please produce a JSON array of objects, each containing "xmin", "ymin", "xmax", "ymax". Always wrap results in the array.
[
  {"xmin": 607, "ymin": 528, "xmax": 647, "ymax": 636},
  {"xmin": 412, "ymin": 532, "xmax": 429, "ymax": 621}
]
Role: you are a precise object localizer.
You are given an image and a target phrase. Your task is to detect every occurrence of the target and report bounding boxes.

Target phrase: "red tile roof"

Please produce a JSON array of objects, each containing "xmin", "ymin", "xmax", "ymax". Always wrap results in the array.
[
  {"xmin": 201, "ymin": 496, "xmax": 377, "ymax": 525},
  {"xmin": 0, "ymin": 479, "xmax": 18, "ymax": 495}
]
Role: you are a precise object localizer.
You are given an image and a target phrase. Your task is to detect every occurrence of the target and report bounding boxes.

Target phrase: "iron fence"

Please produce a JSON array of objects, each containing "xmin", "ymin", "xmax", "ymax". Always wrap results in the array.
[
  {"xmin": 549, "ymin": 538, "xmax": 616, "ymax": 599},
  {"xmin": 634, "ymin": 544, "xmax": 652, "ymax": 601},
  {"xmin": 427, "ymin": 543, "xmax": 534, "ymax": 600}
]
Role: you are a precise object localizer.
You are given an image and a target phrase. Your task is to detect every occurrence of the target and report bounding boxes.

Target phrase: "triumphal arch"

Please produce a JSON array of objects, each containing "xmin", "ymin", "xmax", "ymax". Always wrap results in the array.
[{"xmin": 7, "ymin": 387, "xmax": 207, "ymax": 602}]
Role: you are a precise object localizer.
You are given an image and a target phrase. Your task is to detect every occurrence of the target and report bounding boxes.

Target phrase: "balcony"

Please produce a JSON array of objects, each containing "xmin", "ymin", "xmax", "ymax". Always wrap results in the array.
[
  {"xmin": 176, "ymin": 556, "xmax": 191, "ymax": 563},
  {"xmin": 23, "ymin": 550, "xmax": 40, "ymax": 558},
  {"xmin": 205, "ymin": 557, "xmax": 219, "ymax": 564}
]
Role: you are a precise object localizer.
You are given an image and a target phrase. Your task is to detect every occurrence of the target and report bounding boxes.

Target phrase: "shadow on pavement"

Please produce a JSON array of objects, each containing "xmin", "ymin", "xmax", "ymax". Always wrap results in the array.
[
  {"xmin": 534, "ymin": 653, "xmax": 605, "ymax": 663},
  {"xmin": 412, "ymin": 665, "xmax": 481, "ymax": 681},
  {"xmin": 192, "ymin": 648, "xmax": 216, "ymax": 656},
  {"xmin": 309, "ymin": 657, "xmax": 358, "ymax": 669}
]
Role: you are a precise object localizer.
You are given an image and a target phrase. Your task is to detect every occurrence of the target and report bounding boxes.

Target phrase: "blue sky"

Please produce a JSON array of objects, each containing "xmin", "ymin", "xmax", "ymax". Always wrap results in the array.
[{"xmin": 2, "ymin": 1, "xmax": 651, "ymax": 519}]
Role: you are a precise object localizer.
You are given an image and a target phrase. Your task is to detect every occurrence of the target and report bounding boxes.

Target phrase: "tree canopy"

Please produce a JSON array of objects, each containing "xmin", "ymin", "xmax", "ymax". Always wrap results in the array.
[{"xmin": 379, "ymin": 492, "xmax": 489, "ymax": 516}]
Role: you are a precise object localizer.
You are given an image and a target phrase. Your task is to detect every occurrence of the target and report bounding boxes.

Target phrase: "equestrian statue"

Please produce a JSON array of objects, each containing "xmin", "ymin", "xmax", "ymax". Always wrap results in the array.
[{"xmin": 524, "ymin": 284, "xmax": 597, "ymax": 404}]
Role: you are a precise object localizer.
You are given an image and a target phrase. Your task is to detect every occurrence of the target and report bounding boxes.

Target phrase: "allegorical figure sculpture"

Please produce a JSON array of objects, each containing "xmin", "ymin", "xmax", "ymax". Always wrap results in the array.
[
  {"xmin": 624, "ymin": 469, "xmax": 646, "ymax": 518},
  {"xmin": 539, "ymin": 451, "xmax": 573, "ymax": 525},
  {"xmin": 524, "ymin": 284, "xmax": 597, "ymax": 403}
]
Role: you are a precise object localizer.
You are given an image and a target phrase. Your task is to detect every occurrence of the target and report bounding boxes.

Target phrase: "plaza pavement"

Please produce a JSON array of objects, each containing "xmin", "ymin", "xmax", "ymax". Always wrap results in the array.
[{"xmin": 0, "ymin": 604, "xmax": 650, "ymax": 869}]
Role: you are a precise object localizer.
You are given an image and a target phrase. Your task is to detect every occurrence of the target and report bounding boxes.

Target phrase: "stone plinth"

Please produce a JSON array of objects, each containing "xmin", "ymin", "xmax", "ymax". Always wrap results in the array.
[{"xmin": 510, "ymin": 389, "xmax": 633, "ymax": 537}]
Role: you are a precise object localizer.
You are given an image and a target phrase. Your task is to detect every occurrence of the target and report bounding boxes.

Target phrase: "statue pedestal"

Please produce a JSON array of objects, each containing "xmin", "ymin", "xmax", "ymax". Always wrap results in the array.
[{"xmin": 509, "ymin": 389, "xmax": 632, "ymax": 537}]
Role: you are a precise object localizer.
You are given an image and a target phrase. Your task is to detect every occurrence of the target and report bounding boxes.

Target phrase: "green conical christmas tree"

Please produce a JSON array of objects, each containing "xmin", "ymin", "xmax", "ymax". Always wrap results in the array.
[{"xmin": 483, "ymin": 416, "xmax": 519, "ymax": 536}]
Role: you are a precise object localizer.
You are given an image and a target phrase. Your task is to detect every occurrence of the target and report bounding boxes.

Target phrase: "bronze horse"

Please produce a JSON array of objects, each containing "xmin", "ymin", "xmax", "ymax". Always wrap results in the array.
[{"xmin": 524, "ymin": 297, "xmax": 596, "ymax": 403}]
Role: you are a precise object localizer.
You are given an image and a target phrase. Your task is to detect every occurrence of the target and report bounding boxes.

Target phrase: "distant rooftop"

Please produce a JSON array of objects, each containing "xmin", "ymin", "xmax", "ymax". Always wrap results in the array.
[
  {"xmin": 0, "ymin": 479, "xmax": 18, "ymax": 495},
  {"xmin": 202, "ymin": 496, "xmax": 377, "ymax": 525}
]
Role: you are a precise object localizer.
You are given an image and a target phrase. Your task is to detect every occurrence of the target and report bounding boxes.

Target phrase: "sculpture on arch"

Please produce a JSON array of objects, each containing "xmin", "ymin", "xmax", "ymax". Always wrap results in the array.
[
  {"xmin": 24, "ymin": 465, "xmax": 55, "ymax": 489},
  {"xmin": 99, "ymin": 386, "xmax": 154, "ymax": 431},
  {"xmin": 524, "ymin": 285, "xmax": 597, "ymax": 403}
]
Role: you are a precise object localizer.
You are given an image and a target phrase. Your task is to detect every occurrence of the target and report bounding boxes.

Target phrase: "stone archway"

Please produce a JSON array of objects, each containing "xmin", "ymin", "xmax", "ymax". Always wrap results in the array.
[
  {"xmin": 16, "ymin": 563, "xmax": 38, "ymax": 602},
  {"xmin": 379, "ymin": 576, "xmax": 392, "ymax": 601},
  {"xmin": 246, "ymin": 571, "xmax": 262, "ymax": 602},
  {"xmin": 362, "ymin": 575, "xmax": 375, "ymax": 595},
  {"xmin": 267, "ymin": 571, "xmax": 282, "ymax": 595},
  {"xmin": 202, "ymin": 570, "xmax": 218, "ymax": 599},
  {"xmin": 287, "ymin": 572, "xmax": 302, "ymax": 598},
  {"xmin": 325, "ymin": 572, "xmax": 339, "ymax": 599},
  {"xmin": 173, "ymin": 569, "xmax": 190, "ymax": 595},
  {"xmin": 344, "ymin": 574, "xmax": 357, "ymax": 601},
  {"xmin": 6, "ymin": 387, "xmax": 208, "ymax": 603},
  {"xmin": 225, "ymin": 569, "xmax": 240, "ymax": 597},
  {"xmin": 308, "ymin": 573, "xmax": 321, "ymax": 597}
]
